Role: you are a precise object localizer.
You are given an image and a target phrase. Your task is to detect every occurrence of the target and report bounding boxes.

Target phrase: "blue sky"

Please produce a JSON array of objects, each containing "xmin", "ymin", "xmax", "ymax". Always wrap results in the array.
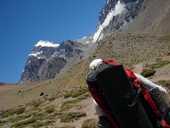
[{"xmin": 0, "ymin": 0, "xmax": 105, "ymax": 83}]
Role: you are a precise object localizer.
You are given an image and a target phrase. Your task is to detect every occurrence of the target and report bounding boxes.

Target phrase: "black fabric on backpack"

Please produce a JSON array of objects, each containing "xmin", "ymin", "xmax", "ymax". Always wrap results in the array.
[{"xmin": 96, "ymin": 63, "xmax": 153, "ymax": 128}]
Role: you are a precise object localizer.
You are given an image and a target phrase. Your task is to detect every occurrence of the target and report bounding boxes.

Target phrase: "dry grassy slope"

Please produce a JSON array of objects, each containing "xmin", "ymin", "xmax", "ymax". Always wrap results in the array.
[
  {"xmin": 0, "ymin": 34, "xmax": 170, "ymax": 128},
  {"xmin": 0, "ymin": 58, "xmax": 89, "ymax": 110},
  {"xmin": 94, "ymin": 34, "xmax": 170, "ymax": 67}
]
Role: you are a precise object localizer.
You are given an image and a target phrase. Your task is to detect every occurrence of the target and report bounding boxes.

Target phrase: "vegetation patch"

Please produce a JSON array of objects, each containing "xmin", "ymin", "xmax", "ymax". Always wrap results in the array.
[
  {"xmin": 0, "ymin": 101, "xmax": 56, "ymax": 128},
  {"xmin": 159, "ymin": 35, "xmax": 170, "ymax": 43},
  {"xmin": 81, "ymin": 119, "xmax": 98, "ymax": 128},
  {"xmin": 60, "ymin": 112, "xmax": 86, "ymax": 123},
  {"xmin": 60, "ymin": 100, "xmax": 76, "ymax": 110},
  {"xmin": 146, "ymin": 60, "xmax": 170, "ymax": 69},
  {"xmin": 64, "ymin": 86, "xmax": 88, "ymax": 98},
  {"xmin": 44, "ymin": 105, "xmax": 55, "ymax": 113},
  {"xmin": 11, "ymin": 117, "xmax": 36, "ymax": 127},
  {"xmin": 77, "ymin": 92, "xmax": 90, "ymax": 100},
  {"xmin": 32, "ymin": 100, "xmax": 44, "ymax": 107},
  {"xmin": 32, "ymin": 111, "xmax": 54, "ymax": 121},
  {"xmin": 0, "ymin": 119, "xmax": 7, "ymax": 124},
  {"xmin": 26, "ymin": 106, "xmax": 40, "ymax": 113},
  {"xmin": 60, "ymin": 92, "xmax": 90, "ymax": 110},
  {"xmin": 32, "ymin": 112, "xmax": 47, "ymax": 120},
  {"xmin": 140, "ymin": 68, "xmax": 156, "ymax": 77},
  {"xmin": 31, "ymin": 120, "xmax": 55, "ymax": 128},
  {"xmin": 2, "ymin": 107, "xmax": 26, "ymax": 117},
  {"xmin": 10, "ymin": 114, "xmax": 31, "ymax": 123}
]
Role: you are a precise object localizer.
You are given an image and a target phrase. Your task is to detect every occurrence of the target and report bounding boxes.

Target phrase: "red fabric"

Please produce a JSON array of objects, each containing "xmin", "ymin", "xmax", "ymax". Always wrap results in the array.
[
  {"xmin": 162, "ymin": 120, "xmax": 170, "ymax": 128},
  {"xmin": 123, "ymin": 65, "xmax": 170, "ymax": 128},
  {"xmin": 125, "ymin": 69, "xmax": 162, "ymax": 118},
  {"xmin": 104, "ymin": 59, "xmax": 119, "ymax": 66},
  {"xmin": 88, "ymin": 84, "xmax": 118, "ymax": 128}
]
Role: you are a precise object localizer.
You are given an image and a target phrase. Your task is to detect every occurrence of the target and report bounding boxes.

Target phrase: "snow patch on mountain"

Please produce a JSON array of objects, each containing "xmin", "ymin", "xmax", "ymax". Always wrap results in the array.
[
  {"xmin": 35, "ymin": 40, "xmax": 60, "ymax": 48},
  {"xmin": 92, "ymin": 0, "xmax": 125, "ymax": 43},
  {"xmin": 29, "ymin": 51, "xmax": 43, "ymax": 58}
]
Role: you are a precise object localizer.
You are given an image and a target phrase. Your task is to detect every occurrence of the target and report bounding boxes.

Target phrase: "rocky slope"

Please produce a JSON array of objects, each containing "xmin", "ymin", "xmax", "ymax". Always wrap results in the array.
[
  {"xmin": 123, "ymin": 0, "xmax": 170, "ymax": 34},
  {"xmin": 20, "ymin": 40, "xmax": 88, "ymax": 83}
]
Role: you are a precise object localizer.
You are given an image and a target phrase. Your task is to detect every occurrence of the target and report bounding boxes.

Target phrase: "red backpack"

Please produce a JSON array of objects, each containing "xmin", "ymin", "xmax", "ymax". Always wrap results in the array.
[{"xmin": 87, "ymin": 59, "xmax": 170, "ymax": 128}]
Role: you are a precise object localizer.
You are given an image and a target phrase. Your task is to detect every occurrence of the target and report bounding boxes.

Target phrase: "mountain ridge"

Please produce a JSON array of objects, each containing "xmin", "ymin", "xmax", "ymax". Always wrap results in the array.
[
  {"xmin": 20, "ymin": 40, "xmax": 88, "ymax": 83},
  {"xmin": 21, "ymin": 0, "xmax": 146, "ymax": 83}
]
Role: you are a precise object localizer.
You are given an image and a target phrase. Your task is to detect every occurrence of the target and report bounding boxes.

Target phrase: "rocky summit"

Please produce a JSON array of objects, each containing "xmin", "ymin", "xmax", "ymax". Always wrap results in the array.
[{"xmin": 20, "ymin": 40, "xmax": 87, "ymax": 82}]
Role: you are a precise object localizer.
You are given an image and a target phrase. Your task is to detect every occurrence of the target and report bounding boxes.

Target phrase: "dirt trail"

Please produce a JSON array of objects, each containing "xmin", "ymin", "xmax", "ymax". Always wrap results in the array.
[{"xmin": 132, "ymin": 63, "xmax": 143, "ymax": 74}]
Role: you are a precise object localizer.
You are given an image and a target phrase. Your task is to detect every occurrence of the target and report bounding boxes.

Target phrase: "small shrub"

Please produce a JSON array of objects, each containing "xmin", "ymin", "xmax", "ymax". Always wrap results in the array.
[
  {"xmin": 60, "ymin": 100, "xmax": 75, "ymax": 110},
  {"xmin": 60, "ymin": 92, "xmax": 90, "ymax": 110},
  {"xmin": 44, "ymin": 105, "xmax": 55, "ymax": 113},
  {"xmin": 64, "ymin": 87, "xmax": 88, "ymax": 98},
  {"xmin": 159, "ymin": 35, "xmax": 170, "ymax": 43},
  {"xmin": 31, "ymin": 120, "xmax": 55, "ymax": 128},
  {"xmin": 64, "ymin": 92, "xmax": 72, "ymax": 98},
  {"xmin": 33, "ymin": 100, "xmax": 44, "ymax": 107},
  {"xmin": 10, "ymin": 114, "xmax": 31, "ymax": 123},
  {"xmin": 31, "ymin": 121, "xmax": 44, "ymax": 128},
  {"xmin": 146, "ymin": 60, "xmax": 170, "ymax": 69},
  {"xmin": 141, "ymin": 68, "xmax": 156, "ymax": 77},
  {"xmin": 81, "ymin": 119, "xmax": 98, "ymax": 128},
  {"xmin": 11, "ymin": 117, "xmax": 36, "ymax": 127},
  {"xmin": 0, "ymin": 119, "xmax": 7, "ymax": 124},
  {"xmin": 26, "ymin": 106, "xmax": 40, "ymax": 113},
  {"xmin": 32, "ymin": 112, "xmax": 48, "ymax": 120},
  {"xmin": 2, "ymin": 107, "xmax": 25, "ymax": 117},
  {"xmin": 77, "ymin": 92, "xmax": 90, "ymax": 100},
  {"xmin": 60, "ymin": 112, "xmax": 86, "ymax": 123},
  {"xmin": 15, "ymin": 107, "xmax": 26, "ymax": 115},
  {"xmin": 28, "ymin": 106, "xmax": 55, "ymax": 121}
]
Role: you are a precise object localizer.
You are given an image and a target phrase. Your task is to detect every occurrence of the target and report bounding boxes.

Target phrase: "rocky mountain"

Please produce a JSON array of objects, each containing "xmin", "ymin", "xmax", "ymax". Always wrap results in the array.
[
  {"xmin": 21, "ymin": 0, "xmax": 170, "ymax": 83},
  {"xmin": 21, "ymin": 0, "xmax": 144, "ymax": 82},
  {"xmin": 92, "ymin": 0, "xmax": 144, "ymax": 42},
  {"xmin": 20, "ymin": 40, "xmax": 88, "ymax": 82}
]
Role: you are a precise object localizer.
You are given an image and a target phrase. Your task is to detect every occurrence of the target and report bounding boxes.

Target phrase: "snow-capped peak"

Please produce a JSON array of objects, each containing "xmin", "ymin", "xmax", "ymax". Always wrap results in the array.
[
  {"xmin": 35, "ymin": 40, "xmax": 60, "ymax": 48},
  {"xmin": 92, "ymin": 0, "xmax": 125, "ymax": 43}
]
